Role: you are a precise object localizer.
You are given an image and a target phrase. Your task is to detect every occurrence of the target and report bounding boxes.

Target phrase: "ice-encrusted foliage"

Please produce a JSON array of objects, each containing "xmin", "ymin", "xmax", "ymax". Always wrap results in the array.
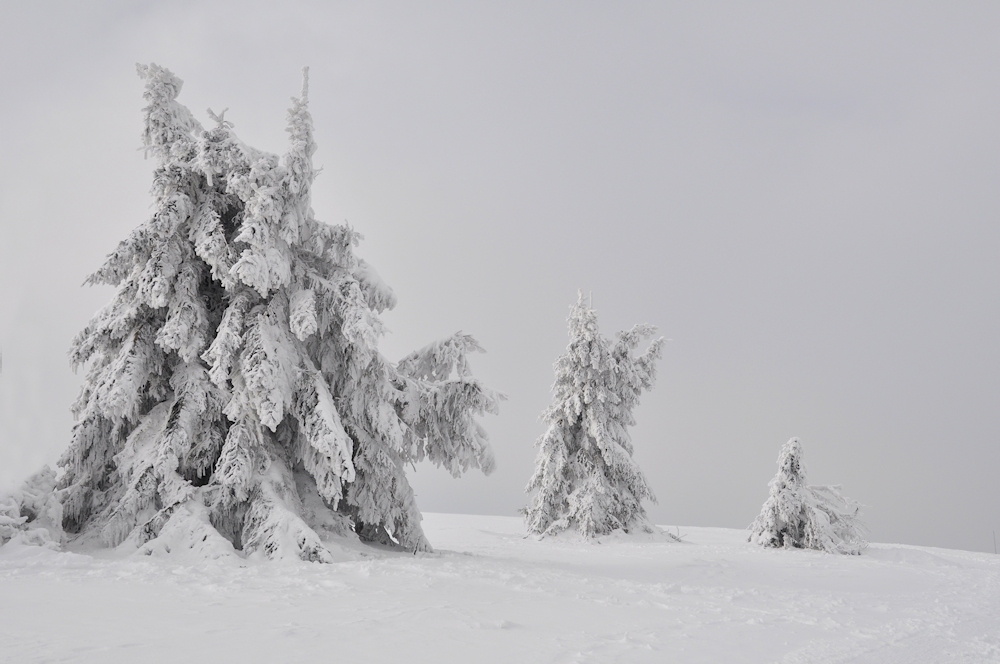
[
  {"xmin": 748, "ymin": 438, "xmax": 867, "ymax": 555},
  {"xmin": 53, "ymin": 63, "xmax": 499, "ymax": 560},
  {"xmin": 523, "ymin": 293, "xmax": 665, "ymax": 538},
  {"xmin": 0, "ymin": 467, "xmax": 64, "ymax": 549}
]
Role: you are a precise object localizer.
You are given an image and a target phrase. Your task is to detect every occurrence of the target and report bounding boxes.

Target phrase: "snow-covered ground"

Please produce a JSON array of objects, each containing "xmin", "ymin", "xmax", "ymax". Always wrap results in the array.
[{"xmin": 2, "ymin": 513, "xmax": 998, "ymax": 663}]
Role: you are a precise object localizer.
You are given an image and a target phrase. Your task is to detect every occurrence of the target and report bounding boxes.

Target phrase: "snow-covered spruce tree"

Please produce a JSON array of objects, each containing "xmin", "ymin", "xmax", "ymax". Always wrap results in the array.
[
  {"xmin": 523, "ymin": 293, "xmax": 666, "ymax": 538},
  {"xmin": 748, "ymin": 437, "xmax": 867, "ymax": 555},
  {"xmin": 55, "ymin": 64, "xmax": 499, "ymax": 560}
]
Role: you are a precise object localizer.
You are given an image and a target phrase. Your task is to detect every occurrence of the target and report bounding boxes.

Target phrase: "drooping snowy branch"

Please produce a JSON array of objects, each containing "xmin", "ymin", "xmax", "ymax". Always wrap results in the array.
[{"xmin": 395, "ymin": 334, "xmax": 502, "ymax": 477}]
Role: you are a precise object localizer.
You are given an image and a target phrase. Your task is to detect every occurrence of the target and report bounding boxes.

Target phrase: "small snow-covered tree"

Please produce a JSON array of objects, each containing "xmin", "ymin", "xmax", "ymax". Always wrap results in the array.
[
  {"xmin": 0, "ymin": 467, "xmax": 63, "ymax": 550},
  {"xmin": 748, "ymin": 438, "xmax": 809, "ymax": 549},
  {"xmin": 748, "ymin": 437, "xmax": 867, "ymax": 555},
  {"xmin": 524, "ymin": 293, "xmax": 665, "ymax": 537},
  {"xmin": 53, "ymin": 64, "xmax": 499, "ymax": 560}
]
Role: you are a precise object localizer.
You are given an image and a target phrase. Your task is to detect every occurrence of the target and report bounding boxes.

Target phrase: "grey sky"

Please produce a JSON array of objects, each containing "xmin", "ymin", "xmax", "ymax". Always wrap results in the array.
[{"xmin": 2, "ymin": 2, "xmax": 998, "ymax": 552}]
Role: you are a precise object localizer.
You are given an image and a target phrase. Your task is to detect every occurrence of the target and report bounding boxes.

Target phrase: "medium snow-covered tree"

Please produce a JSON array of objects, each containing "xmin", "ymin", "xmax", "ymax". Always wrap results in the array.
[
  {"xmin": 53, "ymin": 63, "xmax": 500, "ymax": 560},
  {"xmin": 524, "ymin": 293, "xmax": 666, "ymax": 537},
  {"xmin": 748, "ymin": 437, "xmax": 867, "ymax": 555}
]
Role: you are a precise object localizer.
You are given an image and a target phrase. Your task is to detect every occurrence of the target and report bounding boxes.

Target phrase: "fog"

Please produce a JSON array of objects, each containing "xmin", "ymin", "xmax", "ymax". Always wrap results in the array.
[{"xmin": 2, "ymin": 2, "xmax": 998, "ymax": 552}]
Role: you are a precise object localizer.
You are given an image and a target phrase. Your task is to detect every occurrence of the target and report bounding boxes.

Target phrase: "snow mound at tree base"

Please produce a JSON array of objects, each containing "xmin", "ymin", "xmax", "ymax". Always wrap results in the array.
[
  {"xmin": 125, "ymin": 502, "xmax": 365, "ymax": 563},
  {"xmin": 129, "ymin": 503, "xmax": 239, "ymax": 561},
  {"xmin": 534, "ymin": 519, "xmax": 682, "ymax": 544},
  {"xmin": 1, "ymin": 481, "xmax": 369, "ymax": 564}
]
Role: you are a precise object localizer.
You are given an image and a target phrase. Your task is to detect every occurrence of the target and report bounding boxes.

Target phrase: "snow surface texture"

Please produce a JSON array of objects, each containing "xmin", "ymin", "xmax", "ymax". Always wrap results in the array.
[
  {"xmin": 524, "ymin": 293, "xmax": 666, "ymax": 538},
  {"xmin": 54, "ymin": 63, "xmax": 500, "ymax": 560},
  {"xmin": 750, "ymin": 438, "xmax": 867, "ymax": 555},
  {"xmin": 1, "ymin": 513, "xmax": 997, "ymax": 663}
]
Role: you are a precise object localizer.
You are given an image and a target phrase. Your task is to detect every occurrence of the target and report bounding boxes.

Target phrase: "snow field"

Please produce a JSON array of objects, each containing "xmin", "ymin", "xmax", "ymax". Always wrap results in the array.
[{"xmin": 1, "ymin": 513, "xmax": 998, "ymax": 663}]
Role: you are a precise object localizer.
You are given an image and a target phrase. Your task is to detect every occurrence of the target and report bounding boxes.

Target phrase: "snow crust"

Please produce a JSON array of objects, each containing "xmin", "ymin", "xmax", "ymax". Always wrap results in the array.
[{"xmin": 2, "ymin": 513, "xmax": 998, "ymax": 662}]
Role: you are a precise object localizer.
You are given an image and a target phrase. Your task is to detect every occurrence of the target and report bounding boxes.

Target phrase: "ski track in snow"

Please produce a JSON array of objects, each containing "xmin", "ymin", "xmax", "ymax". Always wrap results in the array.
[{"xmin": 1, "ymin": 514, "xmax": 998, "ymax": 663}]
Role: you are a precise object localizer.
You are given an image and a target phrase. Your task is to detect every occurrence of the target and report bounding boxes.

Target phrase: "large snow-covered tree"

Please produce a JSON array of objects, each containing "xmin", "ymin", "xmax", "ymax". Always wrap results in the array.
[
  {"xmin": 748, "ymin": 437, "xmax": 867, "ymax": 555},
  {"xmin": 55, "ymin": 63, "xmax": 500, "ymax": 560},
  {"xmin": 523, "ymin": 293, "xmax": 665, "ymax": 537}
]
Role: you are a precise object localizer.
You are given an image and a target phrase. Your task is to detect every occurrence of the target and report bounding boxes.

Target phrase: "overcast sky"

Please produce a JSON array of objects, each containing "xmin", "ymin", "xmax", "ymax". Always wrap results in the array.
[{"xmin": 1, "ymin": 1, "xmax": 998, "ymax": 552}]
